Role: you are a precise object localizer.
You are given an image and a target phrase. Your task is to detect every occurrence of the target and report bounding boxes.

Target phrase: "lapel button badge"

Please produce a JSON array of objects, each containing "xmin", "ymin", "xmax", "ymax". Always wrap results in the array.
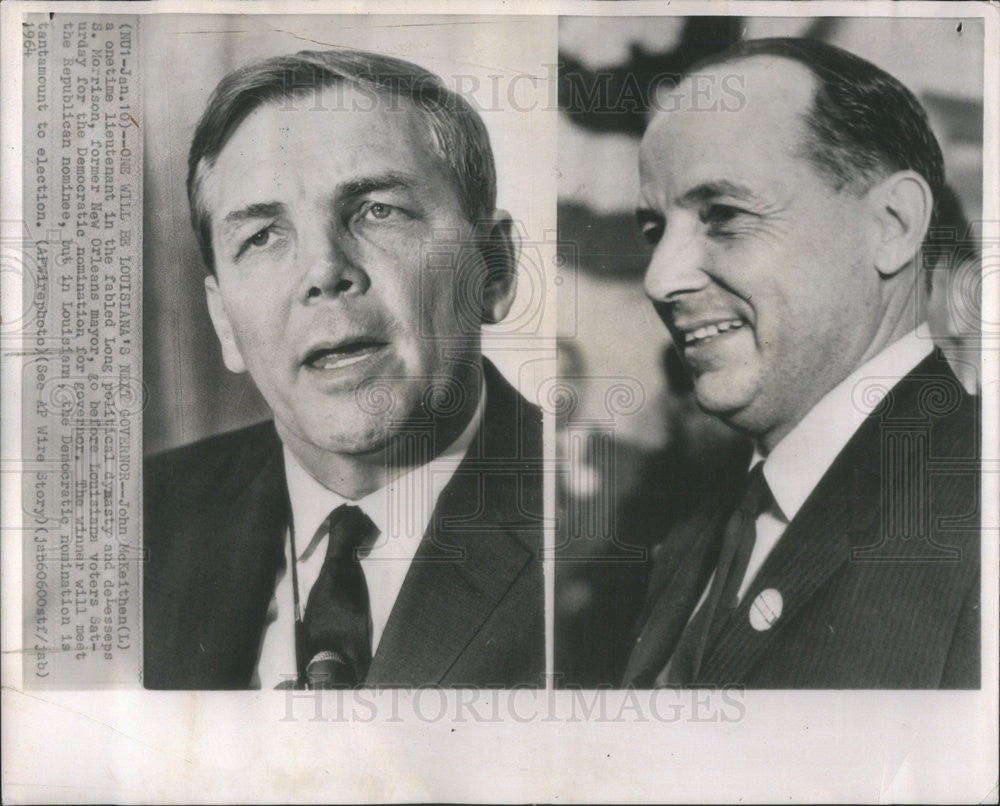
[{"xmin": 749, "ymin": 588, "xmax": 783, "ymax": 631}]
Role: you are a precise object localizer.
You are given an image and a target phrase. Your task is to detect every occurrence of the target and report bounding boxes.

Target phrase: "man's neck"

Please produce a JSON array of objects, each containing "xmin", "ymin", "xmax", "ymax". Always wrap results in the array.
[
  {"xmin": 753, "ymin": 323, "xmax": 932, "ymax": 524},
  {"xmin": 758, "ymin": 284, "xmax": 922, "ymax": 452},
  {"xmin": 282, "ymin": 379, "xmax": 484, "ymax": 501},
  {"xmin": 857, "ymin": 276, "xmax": 922, "ymax": 371}
]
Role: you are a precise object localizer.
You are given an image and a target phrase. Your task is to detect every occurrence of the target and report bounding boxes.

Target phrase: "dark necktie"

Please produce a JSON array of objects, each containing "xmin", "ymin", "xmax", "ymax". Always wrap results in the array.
[
  {"xmin": 665, "ymin": 462, "xmax": 771, "ymax": 685},
  {"xmin": 298, "ymin": 504, "xmax": 377, "ymax": 688}
]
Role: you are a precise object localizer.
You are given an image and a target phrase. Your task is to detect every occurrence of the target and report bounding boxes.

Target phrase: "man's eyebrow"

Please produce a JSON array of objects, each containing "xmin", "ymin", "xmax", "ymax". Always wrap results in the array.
[
  {"xmin": 634, "ymin": 180, "xmax": 761, "ymax": 224},
  {"xmin": 679, "ymin": 180, "xmax": 760, "ymax": 206},
  {"xmin": 217, "ymin": 173, "xmax": 422, "ymax": 237},
  {"xmin": 338, "ymin": 171, "xmax": 418, "ymax": 199},
  {"xmin": 221, "ymin": 201, "xmax": 286, "ymax": 231}
]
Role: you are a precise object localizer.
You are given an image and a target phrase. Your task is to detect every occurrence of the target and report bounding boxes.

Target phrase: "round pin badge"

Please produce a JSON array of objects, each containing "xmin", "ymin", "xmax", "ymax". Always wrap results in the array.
[{"xmin": 749, "ymin": 588, "xmax": 783, "ymax": 631}]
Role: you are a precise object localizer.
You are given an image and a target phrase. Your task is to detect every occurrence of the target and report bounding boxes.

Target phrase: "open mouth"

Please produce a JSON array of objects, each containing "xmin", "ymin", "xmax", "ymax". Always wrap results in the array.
[
  {"xmin": 303, "ymin": 340, "xmax": 387, "ymax": 370},
  {"xmin": 681, "ymin": 319, "xmax": 744, "ymax": 346}
]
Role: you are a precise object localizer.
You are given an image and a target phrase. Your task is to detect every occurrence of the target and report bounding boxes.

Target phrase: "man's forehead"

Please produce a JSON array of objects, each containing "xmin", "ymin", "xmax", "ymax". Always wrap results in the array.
[
  {"xmin": 199, "ymin": 85, "xmax": 437, "ymax": 214},
  {"xmin": 220, "ymin": 85, "xmax": 428, "ymax": 157},
  {"xmin": 639, "ymin": 56, "xmax": 817, "ymax": 188},
  {"xmin": 685, "ymin": 55, "xmax": 813, "ymax": 109},
  {"xmin": 649, "ymin": 56, "xmax": 815, "ymax": 139}
]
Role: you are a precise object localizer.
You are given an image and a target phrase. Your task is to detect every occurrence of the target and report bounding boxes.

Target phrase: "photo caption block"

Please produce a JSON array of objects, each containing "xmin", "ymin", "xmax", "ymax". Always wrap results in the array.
[{"xmin": 21, "ymin": 14, "xmax": 142, "ymax": 687}]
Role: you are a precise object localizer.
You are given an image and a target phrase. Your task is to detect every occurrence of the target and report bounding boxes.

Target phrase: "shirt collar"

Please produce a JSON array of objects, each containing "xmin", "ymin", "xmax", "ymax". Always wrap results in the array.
[
  {"xmin": 756, "ymin": 324, "xmax": 933, "ymax": 523},
  {"xmin": 283, "ymin": 379, "xmax": 486, "ymax": 561}
]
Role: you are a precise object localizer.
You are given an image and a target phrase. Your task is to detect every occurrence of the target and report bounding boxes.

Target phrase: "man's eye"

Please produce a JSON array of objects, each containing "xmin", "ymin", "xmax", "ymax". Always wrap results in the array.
[
  {"xmin": 234, "ymin": 225, "xmax": 278, "ymax": 260},
  {"xmin": 640, "ymin": 223, "xmax": 663, "ymax": 245},
  {"xmin": 359, "ymin": 202, "xmax": 399, "ymax": 222},
  {"xmin": 248, "ymin": 227, "xmax": 271, "ymax": 248},
  {"xmin": 701, "ymin": 204, "xmax": 742, "ymax": 225},
  {"xmin": 637, "ymin": 213, "xmax": 665, "ymax": 246}
]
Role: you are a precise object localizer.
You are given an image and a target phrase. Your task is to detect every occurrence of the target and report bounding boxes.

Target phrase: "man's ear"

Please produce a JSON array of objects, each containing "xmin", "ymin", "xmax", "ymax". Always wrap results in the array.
[
  {"xmin": 478, "ymin": 211, "xmax": 519, "ymax": 325},
  {"xmin": 865, "ymin": 170, "xmax": 934, "ymax": 278},
  {"xmin": 204, "ymin": 274, "xmax": 248, "ymax": 374}
]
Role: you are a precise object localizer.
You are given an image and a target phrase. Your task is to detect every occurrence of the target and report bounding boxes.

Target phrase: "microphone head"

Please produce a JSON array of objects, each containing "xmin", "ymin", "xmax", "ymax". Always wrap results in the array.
[{"xmin": 305, "ymin": 650, "xmax": 358, "ymax": 689}]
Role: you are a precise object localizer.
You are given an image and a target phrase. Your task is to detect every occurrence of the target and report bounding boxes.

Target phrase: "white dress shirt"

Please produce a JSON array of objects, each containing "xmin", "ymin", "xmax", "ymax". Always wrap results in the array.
[
  {"xmin": 252, "ymin": 386, "xmax": 485, "ymax": 689},
  {"xmin": 695, "ymin": 325, "xmax": 935, "ymax": 610},
  {"xmin": 741, "ymin": 324, "xmax": 933, "ymax": 602},
  {"xmin": 656, "ymin": 326, "xmax": 934, "ymax": 684}
]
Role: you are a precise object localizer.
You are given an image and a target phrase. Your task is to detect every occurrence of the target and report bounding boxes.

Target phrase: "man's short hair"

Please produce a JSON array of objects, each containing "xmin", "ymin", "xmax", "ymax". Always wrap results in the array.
[
  {"xmin": 689, "ymin": 38, "xmax": 945, "ymax": 254},
  {"xmin": 187, "ymin": 48, "xmax": 497, "ymax": 274}
]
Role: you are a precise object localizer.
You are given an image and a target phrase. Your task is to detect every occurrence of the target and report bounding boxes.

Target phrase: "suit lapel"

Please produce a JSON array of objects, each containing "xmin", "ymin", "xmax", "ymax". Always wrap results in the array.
[
  {"xmin": 365, "ymin": 471, "xmax": 533, "ymax": 685},
  {"xmin": 192, "ymin": 437, "xmax": 289, "ymax": 686},
  {"xmin": 366, "ymin": 360, "xmax": 540, "ymax": 686},
  {"xmin": 696, "ymin": 354, "xmax": 958, "ymax": 684},
  {"xmin": 622, "ymin": 507, "xmax": 730, "ymax": 686},
  {"xmin": 698, "ymin": 448, "xmax": 879, "ymax": 684}
]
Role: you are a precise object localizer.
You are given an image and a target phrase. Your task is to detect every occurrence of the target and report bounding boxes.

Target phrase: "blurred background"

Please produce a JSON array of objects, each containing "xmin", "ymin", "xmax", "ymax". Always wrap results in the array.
[
  {"xmin": 554, "ymin": 15, "xmax": 985, "ymax": 687},
  {"xmin": 141, "ymin": 15, "xmax": 556, "ymax": 455}
]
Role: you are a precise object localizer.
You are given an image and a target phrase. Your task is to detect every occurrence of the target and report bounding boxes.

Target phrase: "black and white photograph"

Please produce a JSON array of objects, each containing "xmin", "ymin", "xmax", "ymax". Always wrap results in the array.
[
  {"xmin": 556, "ymin": 15, "xmax": 985, "ymax": 690},
  {"xmin": 1, "ymin": 2, "xmax": 997, "ymax": 804},
  {"xmin": 138, "ymin": 16, "xmax": 555, "ymax": 691}
]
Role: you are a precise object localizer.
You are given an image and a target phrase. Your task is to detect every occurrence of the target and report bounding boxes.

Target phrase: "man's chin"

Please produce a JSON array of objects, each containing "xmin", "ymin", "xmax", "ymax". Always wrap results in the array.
[
  {"xmin": 308, "ymin": 421, "xmax": 394, "ymax": 457},
  {"xmin": 275, "ymin": 413, "xmax": 389, "ymax": 460},
  {"xmin": 691, "ymin": 376, "xmax": 757, "ymax": 429}
]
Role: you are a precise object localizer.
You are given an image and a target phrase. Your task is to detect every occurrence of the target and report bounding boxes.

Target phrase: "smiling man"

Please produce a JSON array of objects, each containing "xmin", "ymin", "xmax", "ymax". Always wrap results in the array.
[
  {"xmin": 143, "ymin": 49, "xmax": 544, "ymax": 689},
  {"xmin": 623, "ymin": 39, "xmax": 980, "ymax": 688}
]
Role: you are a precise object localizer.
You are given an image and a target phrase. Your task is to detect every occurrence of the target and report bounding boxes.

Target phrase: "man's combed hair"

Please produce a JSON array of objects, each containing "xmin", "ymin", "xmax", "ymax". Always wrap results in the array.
[
  {"xmin": 187, "ymin": 49, "xmax": 498, "ymax": 274},
  {"xmin": 691, "ymin": 38, "xmax": 945, "ymax": 237}
]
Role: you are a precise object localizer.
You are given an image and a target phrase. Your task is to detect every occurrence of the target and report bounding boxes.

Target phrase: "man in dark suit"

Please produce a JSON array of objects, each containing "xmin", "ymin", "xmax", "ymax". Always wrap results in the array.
[
  {"xmin": 624, "ymin": 38, "xmax": 979, "ymax": 688},
  {"xmin": 144, "ymin": 49, "xmax": 543, "ymax": 689}
]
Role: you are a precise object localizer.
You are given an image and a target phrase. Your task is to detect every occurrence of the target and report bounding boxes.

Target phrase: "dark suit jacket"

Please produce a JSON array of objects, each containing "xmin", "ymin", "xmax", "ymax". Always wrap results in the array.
[
  {"xmin": 144, "ymin": 360, "xmax": 544, "ymax": 689},
  {"xmin": 624, "ymin": 351, "xmax": 980, "ymax": 688}
]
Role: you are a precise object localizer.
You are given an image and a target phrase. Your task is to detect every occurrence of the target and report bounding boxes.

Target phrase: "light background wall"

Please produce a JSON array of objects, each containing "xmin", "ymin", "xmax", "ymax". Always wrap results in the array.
[{"xmin": 141, "ymin": 15, "xmax": 557, "ymax": 454}]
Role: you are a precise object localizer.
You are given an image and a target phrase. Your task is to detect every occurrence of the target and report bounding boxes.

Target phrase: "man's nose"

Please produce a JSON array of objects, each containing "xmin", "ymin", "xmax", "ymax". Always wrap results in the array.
[
  {"xmin": 299, "ymin": 233, "xmax": 370, "ymax": 302},
  {"xmin": 643, "ymin": 218, "xmax": 710, "ymax": 302}
]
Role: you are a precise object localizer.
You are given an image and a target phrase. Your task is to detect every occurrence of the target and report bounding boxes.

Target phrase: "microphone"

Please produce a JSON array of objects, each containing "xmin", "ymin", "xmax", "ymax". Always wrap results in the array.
[{"xmin": 305, "ymin": 649, "xmax": 357, "ymax": 689}]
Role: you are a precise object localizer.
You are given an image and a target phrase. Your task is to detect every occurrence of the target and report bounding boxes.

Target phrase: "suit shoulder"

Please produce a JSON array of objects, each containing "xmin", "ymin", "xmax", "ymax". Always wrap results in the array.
[
  {"xmin": 145, "ymin": 421, "xmax": 281, "ymax": 510},
  {"xmin": 482, "ymin": 359, "xmax": 542, "ymax": 450},
  {"xmin": 147, "ymin": 420, "xmax": 279, "ymax": 474},
  {"xmin": 484, "ymin": 359, "xmax": 540, "ymax": 413},
  {"xmin": 888, "ymin": 351, "xmax": 978, "ymax": 455}
]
